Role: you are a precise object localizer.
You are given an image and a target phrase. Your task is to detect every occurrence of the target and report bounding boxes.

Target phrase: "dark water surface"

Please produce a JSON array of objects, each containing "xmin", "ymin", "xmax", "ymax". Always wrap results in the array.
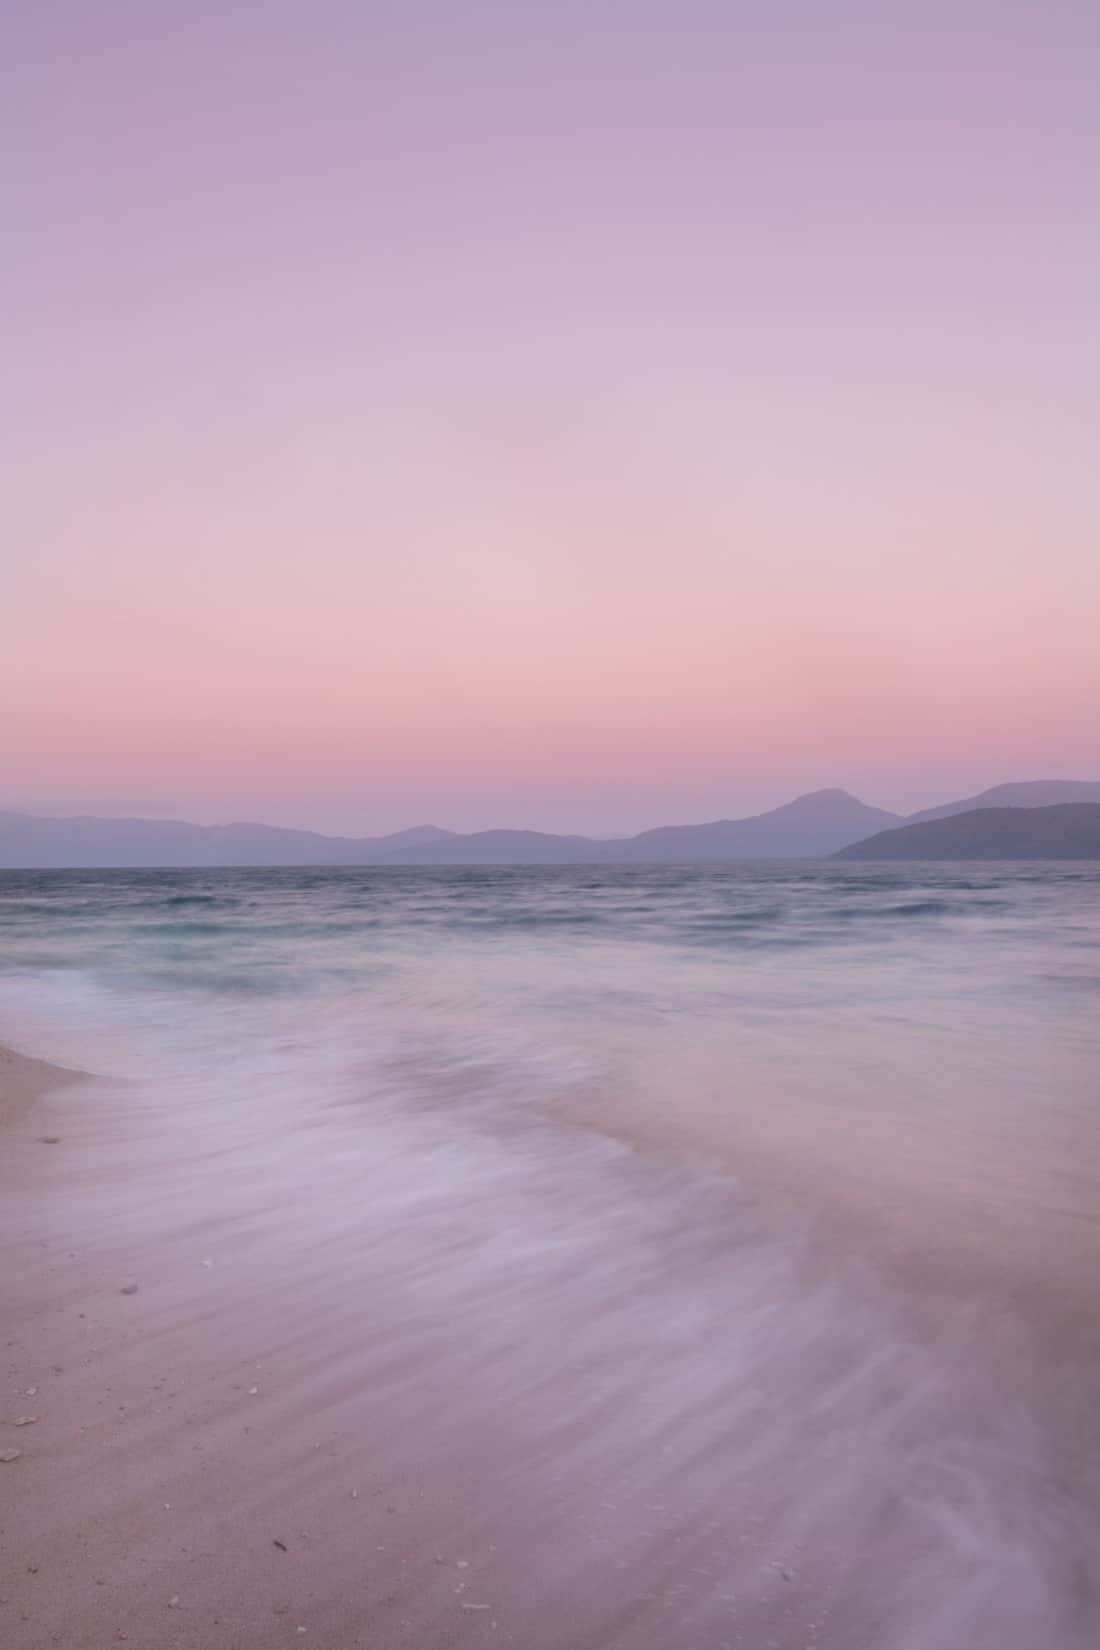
[{"xmin": 2, "ymin": 863, "xmax": 1099, "ymax": 1647}]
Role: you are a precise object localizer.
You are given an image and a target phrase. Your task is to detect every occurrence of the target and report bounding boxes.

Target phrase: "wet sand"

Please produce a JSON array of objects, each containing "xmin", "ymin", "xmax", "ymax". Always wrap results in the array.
[
  {"xmin": 0, "ymin": 1044, "xmax": 84, "ymax": 1127},
  {"xmin": 3, "ymin": 1041, "xmax": 1099, "ymax": 1650},
  {"xmin": 560, "ymin": 1034, "xmax": 1100, "ymax": 1343}
]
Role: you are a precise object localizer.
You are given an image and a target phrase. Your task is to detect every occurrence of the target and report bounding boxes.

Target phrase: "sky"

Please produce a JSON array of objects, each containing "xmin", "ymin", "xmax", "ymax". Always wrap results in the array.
[{"xmin": 4, "ymin": 0, "xmax": 1098, "ymax": 834}]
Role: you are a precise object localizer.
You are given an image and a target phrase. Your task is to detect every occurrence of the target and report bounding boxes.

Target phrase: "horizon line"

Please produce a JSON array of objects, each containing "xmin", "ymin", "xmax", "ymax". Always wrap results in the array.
[{"xmin": 5, "ymin": 778, "xmax": 1100, "ymax": 843}]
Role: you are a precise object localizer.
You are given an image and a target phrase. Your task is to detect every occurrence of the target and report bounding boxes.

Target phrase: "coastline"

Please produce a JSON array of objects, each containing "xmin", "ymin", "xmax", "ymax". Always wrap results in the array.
[
  {"xmin": 3, "ymin": 1024, "xmax": 1098, "ymax": 1650},
  {"xmin": 0, "ymin": 1039, "xmax": 539, "ymax": 1650}
]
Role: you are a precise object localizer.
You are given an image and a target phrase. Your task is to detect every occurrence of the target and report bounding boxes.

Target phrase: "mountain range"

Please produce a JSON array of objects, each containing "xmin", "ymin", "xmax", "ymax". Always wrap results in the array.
[
  {"xmin": 903, "ymin": 780, "xmax": 1100, "ymax": 824},
  {"xmin": 836, "ymin": 803, "xmax": 1100, "ymax": 861},
  {"xmin": 2, "ymin": 780, "xmax": 1099, "ymax": 867},
  {"xmin": 0, "ymin": 815, "xmax": 456, "ymax": 870}
]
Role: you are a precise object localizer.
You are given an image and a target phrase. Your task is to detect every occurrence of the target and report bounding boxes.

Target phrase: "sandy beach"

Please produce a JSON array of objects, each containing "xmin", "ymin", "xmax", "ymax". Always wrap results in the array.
[
  {"xmin": 4, "ymin": 1007, "xmax": 1100, "ymax": 1650},
  {"xmin": 6, "ymin": 1038, "xmax": 819, "ymax": 1650},
  {"xmin": 2, "ymin": 1042, "xmax": 600, "ymax": 1650}
]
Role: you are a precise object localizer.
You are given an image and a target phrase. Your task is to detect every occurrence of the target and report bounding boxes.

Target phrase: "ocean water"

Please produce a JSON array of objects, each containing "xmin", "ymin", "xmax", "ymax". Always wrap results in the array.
[{"xmin": 3, "ymin": 862, "xmax": 1100, "ymax": 1647}]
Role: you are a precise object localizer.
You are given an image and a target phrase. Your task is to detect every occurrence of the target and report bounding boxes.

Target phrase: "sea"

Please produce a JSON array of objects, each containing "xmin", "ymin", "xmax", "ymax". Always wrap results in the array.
[{"xmin": 2, "ymin": 861, "xmax": 1099, "ymax": 1648}]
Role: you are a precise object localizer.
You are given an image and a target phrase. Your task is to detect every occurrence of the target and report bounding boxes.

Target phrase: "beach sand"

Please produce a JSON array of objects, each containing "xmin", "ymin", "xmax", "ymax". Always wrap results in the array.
[
  {"xmin": 3, "ymin": 1040, "xmax": 1099, "ymax": 1650},
  {"xmin": 0, "ymin": 1045, "xmax": 84, "ymax": 1128},
  {"xmin": 3, "ymin": 1043, "xmax": 792, "ymax": 1650}
]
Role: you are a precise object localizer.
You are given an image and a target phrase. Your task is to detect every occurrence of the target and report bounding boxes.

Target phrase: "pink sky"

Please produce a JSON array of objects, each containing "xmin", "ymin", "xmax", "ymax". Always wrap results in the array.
[{"xmin": 4, "ymin": 1, "xmax": 1098, "ymax": 833}]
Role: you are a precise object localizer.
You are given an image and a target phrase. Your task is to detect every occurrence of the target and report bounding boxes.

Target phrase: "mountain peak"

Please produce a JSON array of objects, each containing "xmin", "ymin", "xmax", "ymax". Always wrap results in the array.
[{"xmin": 771, "ymin": 788, "xmax": 889, "ymax": 819}]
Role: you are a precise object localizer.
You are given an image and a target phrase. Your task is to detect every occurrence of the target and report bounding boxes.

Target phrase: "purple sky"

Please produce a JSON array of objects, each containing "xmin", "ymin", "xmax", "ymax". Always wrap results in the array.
[{"xmin": 4, "ymin": 1, "xmax": 1098, "ymax": 833}]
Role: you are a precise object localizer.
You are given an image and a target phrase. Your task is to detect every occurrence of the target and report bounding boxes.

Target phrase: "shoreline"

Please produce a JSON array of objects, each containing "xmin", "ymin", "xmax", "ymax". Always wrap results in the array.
[{"xmin": 3, "ymin": 1029, "xmax": 1099, "ymax": 1649}]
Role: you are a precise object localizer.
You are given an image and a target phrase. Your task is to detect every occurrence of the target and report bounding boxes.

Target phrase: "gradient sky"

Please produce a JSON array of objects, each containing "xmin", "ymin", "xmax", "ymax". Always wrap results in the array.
[{"xmin": 5, "ymin": 0, "xmax": 1098, "ymax": 833}]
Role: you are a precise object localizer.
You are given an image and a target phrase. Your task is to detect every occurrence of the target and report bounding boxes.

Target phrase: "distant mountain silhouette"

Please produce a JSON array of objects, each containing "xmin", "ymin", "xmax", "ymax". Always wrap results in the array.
[
  {"xmin": 4, "ymin": 786, "xmax": 1099, "ymax": 868},
  {"xmin": 0, "ymin": 790, "xmax": 897, "ymax": 867},
  {"xmin": 906, "ymin": 781, "xmax": 1100, "ymax": 826},
  {"xmin": 586, "ymin": 789, "xmax": 899, "ymax": 864},
  {"xmin": 372, "ymin": 791, "xmax": 897, "ymax": 866},
  {"xmin": 0, "ymin": 813, "xmax": 455, "ymax": 869},
  {"xmin": 836, "ymin": 804, "xmax": 1100, "ymax": 860},
  {"xmin": 369, "ymin": 826, "xmax": 455, "ymax": 849}
]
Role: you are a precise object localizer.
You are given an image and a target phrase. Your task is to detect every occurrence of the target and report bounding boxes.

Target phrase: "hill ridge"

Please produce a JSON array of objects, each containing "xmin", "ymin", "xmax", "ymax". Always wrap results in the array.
[
  {"xmin": 3, "ymin": 782, "xmax": 1099, "ymax": 867},
  {"xmin": 837, "ymin": 803, "xmax": 1100, "ymax": 861}
]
